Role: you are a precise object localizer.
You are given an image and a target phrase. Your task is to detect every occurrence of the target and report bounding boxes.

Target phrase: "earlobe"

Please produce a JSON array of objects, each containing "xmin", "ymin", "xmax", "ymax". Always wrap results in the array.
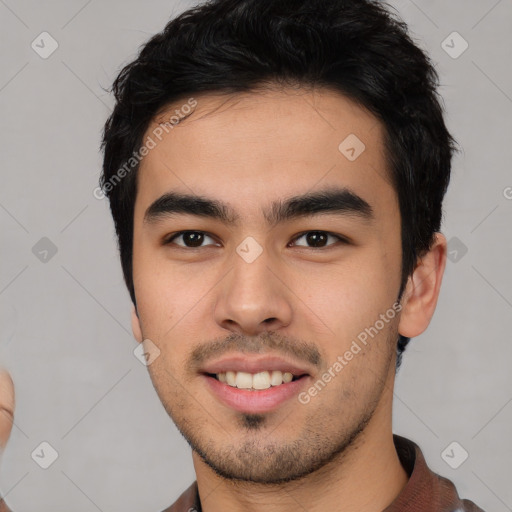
[
  {"xmin": 131, "ymin": 304, "xmax": 143, "ymax": 343},
  {"xmin": 398, "ymin": 233, "xmax": 447, "ymax": 338}
]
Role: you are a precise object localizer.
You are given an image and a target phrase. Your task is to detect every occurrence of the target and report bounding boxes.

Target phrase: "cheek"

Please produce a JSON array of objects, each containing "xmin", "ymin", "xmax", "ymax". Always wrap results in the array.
[
  {"xmin": 133, "ymin": 274, "xmax": 183, "ymax": 340},
  {"xmin": 132, "ymin": 246, "xmax": 177, "ymax": 341},
  {"xmin": 132, "ymin": 248, "xmax": 217, "ymax": 347},
  {"xmin": 291, "ymin": 253, "xmax": 400, "ymax": 362}
]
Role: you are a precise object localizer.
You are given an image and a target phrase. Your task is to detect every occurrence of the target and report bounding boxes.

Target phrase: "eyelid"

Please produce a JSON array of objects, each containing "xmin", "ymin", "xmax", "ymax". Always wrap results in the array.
[
  {"xmin": 163, "ymin": 230, "xmax": 350, "ymax": 248},
  {"xmin": 289, "ymin": 231, "xmax": 350, "ymax": 247},
  {"xmin": 163, "ymin": 230, "xmax": 220, "ymax": 247}
]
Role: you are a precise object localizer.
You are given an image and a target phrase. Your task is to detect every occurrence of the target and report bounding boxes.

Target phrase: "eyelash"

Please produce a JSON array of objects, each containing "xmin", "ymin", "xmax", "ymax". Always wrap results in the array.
[{"xmin": 163, "ymin": 230, "xmax": 349, "ymax": 249}]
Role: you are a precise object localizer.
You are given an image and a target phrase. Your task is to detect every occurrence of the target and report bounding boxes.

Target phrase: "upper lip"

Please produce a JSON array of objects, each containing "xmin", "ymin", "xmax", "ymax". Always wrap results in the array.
[{"xmin": 200, "ymin": 354, "xmax": 313, "ymax": 376}]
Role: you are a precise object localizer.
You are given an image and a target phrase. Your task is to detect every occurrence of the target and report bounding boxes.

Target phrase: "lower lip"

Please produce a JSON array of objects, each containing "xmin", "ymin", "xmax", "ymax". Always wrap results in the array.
[{"xmin": 202, "ymin": 374, "xmax": 310, "ymax": 414}]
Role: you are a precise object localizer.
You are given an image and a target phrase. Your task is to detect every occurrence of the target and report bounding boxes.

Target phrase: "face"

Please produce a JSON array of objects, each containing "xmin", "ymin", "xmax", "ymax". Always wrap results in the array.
[{"xmin": 131, "ymin": 86, "xmax": 405, "ymax": 483}]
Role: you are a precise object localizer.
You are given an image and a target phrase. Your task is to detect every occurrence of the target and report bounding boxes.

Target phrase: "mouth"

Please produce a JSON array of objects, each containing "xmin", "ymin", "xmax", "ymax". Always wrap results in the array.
[
  {"xmin": 199, "ymin": 354, "xmax": 314, "ymax": 413},
  {"xmin": 200, "ymin": 363, "xmax": 312, "ymax": 413},
  {"xmin": 204, "ymin": 370, "xmax": 308, "ymax": 391}
]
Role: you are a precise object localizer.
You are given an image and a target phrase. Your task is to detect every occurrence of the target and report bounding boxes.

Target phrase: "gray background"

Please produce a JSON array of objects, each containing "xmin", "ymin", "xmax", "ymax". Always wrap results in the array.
[{"xmin": 0, "ymin": 0, "xmax": 511, "ymax": 510}]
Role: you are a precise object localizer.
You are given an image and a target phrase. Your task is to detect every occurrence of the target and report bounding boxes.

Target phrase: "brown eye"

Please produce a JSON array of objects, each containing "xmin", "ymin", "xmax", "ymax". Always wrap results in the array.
[
  {"xmin": 166, "ymin": 231, "xmax": 218, "ymax": 248},
  {"xmin": 291, "ymin": 231, "xmax": 346, "ymax": 248}
]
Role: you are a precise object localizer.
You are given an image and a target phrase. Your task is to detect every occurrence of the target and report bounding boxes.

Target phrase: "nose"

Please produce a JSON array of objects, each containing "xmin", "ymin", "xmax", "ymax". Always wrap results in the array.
[{"xmin": 214, "ymin": 246, "xmax": 293, "ymax": 337}]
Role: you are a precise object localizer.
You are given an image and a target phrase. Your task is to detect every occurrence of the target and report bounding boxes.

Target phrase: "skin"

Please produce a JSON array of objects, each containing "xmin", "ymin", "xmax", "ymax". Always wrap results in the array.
[
  {"xmin": 0, "ymin": 86, "xmax": 447, "ymax": 512},
  {"xmin": 0, "ymin": 369, "xmax": 15, "ymax": 511},
  {"xmin": 0, "ymin": 370, "xmax": 14, "ymax": 454},
  {"xmin": 130, "ymin": 86, "xmax": 447, "ymax": 512}
]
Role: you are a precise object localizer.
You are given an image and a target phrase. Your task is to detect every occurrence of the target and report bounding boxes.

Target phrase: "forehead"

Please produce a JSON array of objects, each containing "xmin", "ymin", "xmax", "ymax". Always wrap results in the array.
[{"xmin": 135, "ymin": 86, "xmax": 395, "ymax": 223}]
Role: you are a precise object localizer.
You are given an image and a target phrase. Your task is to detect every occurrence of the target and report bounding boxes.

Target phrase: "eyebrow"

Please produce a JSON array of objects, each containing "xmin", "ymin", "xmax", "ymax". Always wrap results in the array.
[{"xmin": 143, "ymin": 187, "xmax": 374, "ymax": 227}]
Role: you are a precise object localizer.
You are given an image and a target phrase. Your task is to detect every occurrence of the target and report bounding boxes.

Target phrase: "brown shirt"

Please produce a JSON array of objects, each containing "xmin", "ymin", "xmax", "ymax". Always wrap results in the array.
[
  {"xmin": 0, "ymin": 435, "xmax": 485, "ymax": 511},
  {"xmin": 161, "ymin": 435, "xmax": 486, "ymax": 512}
]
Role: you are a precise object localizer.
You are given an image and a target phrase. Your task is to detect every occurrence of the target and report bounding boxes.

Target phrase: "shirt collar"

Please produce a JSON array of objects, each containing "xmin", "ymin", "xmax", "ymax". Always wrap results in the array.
[{"xmin": 162, "ymin": 435, "xmax": 483, "ymax": 512}]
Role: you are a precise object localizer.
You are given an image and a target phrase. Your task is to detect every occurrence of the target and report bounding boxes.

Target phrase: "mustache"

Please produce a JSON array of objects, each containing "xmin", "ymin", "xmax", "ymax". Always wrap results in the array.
[{"xmin": 186, "ymin": 331, "xmax": 322, "ymax": 374}]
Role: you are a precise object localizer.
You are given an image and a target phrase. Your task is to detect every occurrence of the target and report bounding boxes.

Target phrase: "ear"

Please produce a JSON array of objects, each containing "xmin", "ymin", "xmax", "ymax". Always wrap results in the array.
[
  {"xmin": 131, "ymin": 304, "xmax": 143, "ymax": 343},
  {"xmin": 398, "ymin": 233, "xmax": 447, "ymax": 338}
]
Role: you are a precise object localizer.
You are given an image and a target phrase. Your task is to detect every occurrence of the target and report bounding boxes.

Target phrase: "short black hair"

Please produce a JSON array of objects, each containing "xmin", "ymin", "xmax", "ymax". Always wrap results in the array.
[{"xmin": 101, "ymin": 0, "xmax": 457, "ymax": 370}]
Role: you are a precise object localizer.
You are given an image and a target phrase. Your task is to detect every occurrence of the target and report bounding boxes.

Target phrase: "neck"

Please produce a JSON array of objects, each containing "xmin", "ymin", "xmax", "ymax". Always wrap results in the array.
[{"xmin": 192, "ymin": 403, "xmax": 408, "ymax": 512}]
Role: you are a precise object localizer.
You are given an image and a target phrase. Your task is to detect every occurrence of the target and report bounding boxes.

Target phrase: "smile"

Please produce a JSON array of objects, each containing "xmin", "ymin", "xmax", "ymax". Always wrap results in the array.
[
  {"xmin": 210, "ymin": 370, "xmax": 303, "ymax": 390},
  {"xmin": 202, "ymin": 372, "xmax": 310, "ymax": 414}
]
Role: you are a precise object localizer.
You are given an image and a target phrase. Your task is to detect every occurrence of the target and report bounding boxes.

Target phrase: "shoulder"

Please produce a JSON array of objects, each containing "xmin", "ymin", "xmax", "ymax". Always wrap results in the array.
[{"xmin": 389, "ymin": 435, "xmax": 487, "ymax": 512}]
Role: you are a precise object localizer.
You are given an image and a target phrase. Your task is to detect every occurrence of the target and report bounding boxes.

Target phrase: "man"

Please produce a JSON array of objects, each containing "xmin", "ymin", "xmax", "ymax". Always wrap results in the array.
[{"xmin": 0, "ymin": 0, "xmax": 486, "ymax": 510}]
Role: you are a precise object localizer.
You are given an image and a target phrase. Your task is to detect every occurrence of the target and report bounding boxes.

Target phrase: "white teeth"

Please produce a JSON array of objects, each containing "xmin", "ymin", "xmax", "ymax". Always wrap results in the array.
[
  {"xmin": 235, "ymin": 371, "xmax": 253, "ymax": 389},
  {"xmin": 270, "ymin": 370, "xmax": 283, "ymax": 386},
  {"xmin": 215, "ymin": 370, "xmax": 297, "ymax": 389},
  {"xmin": 282, "ymin": 372, "xmax": 293, "ymax": 383},
  {"xmin": 252, "ymin": 371, "xmax": 271, "ymax": 390}
]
